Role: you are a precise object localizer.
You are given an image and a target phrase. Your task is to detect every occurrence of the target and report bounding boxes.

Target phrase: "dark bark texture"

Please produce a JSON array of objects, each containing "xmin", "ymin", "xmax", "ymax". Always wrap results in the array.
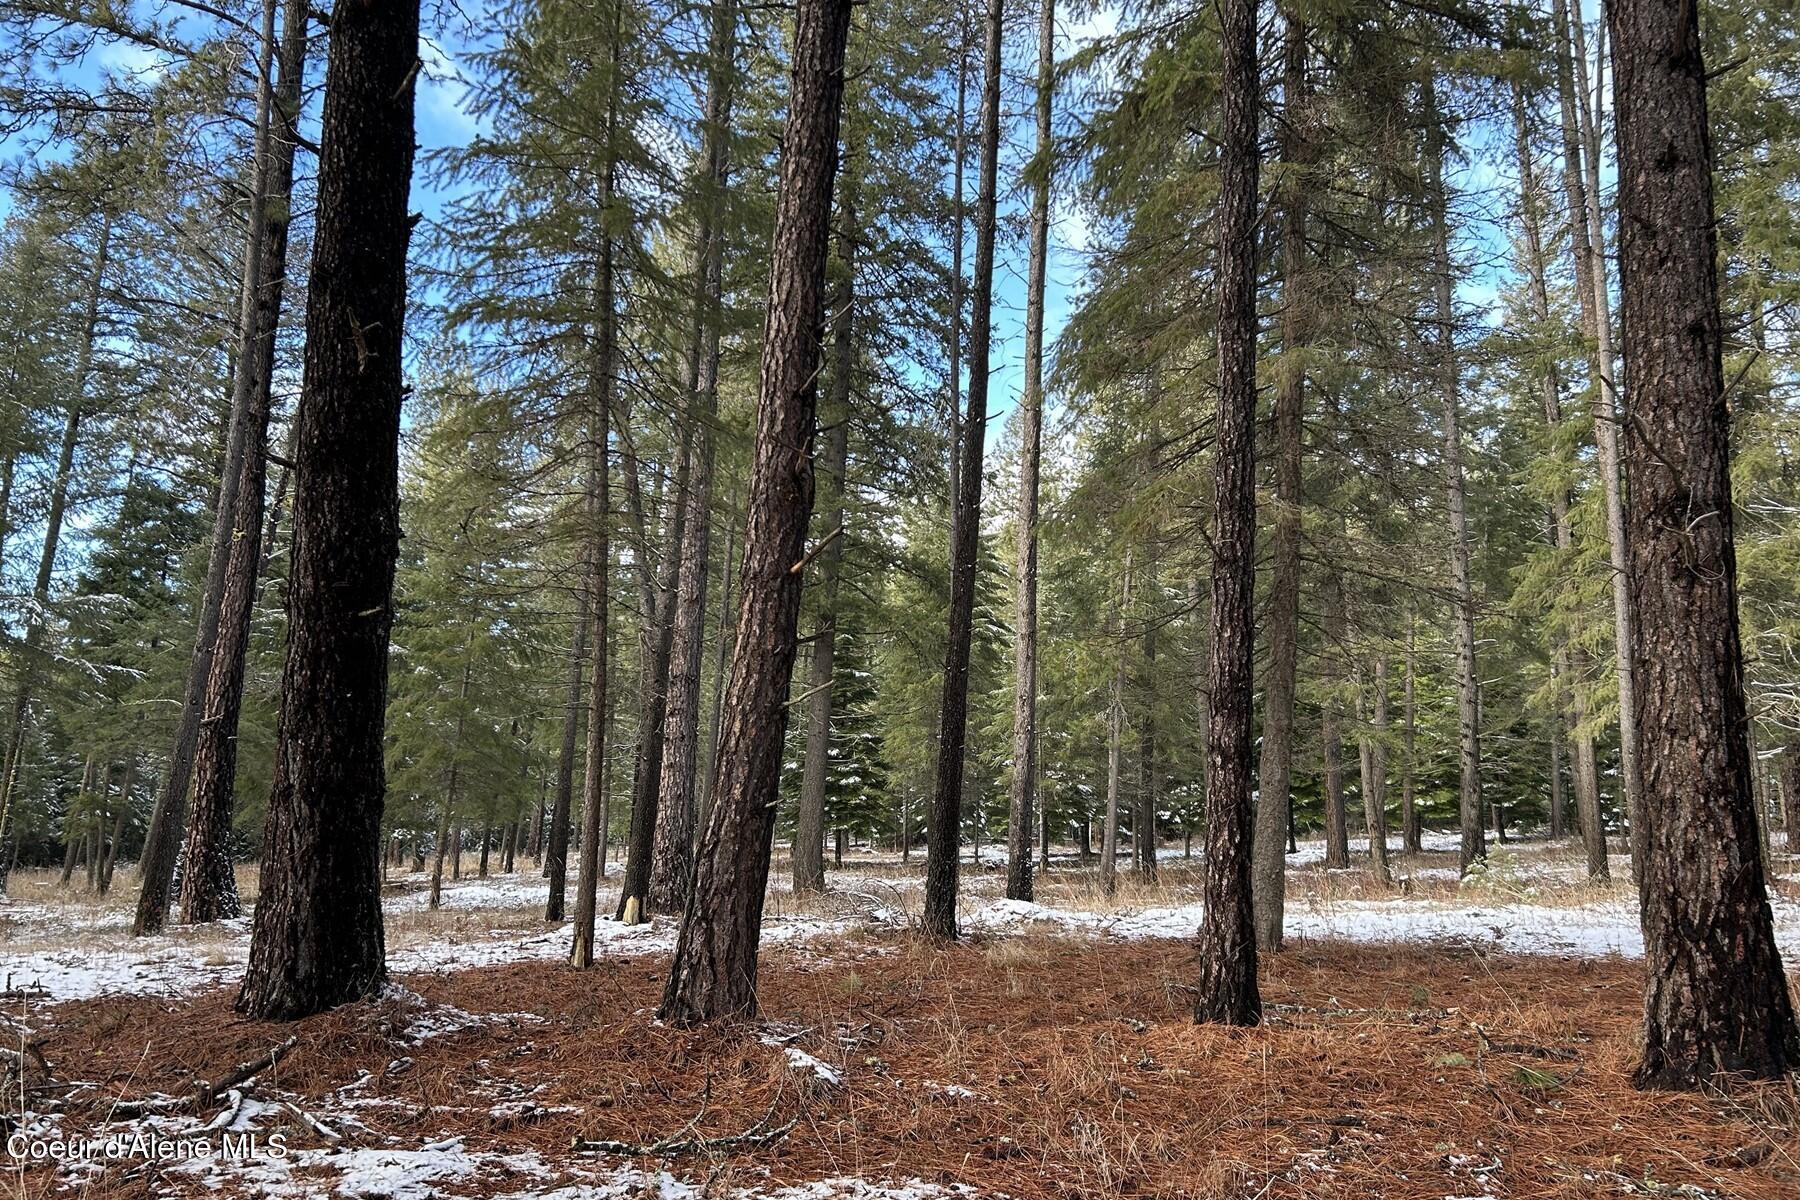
[
  {"xmin": 236, "ymin": 0, "xmax": 419, "ymax": 1021},
  {"xmin": 1609, "ymin": 0, "xmax": 1800, "ymax": 1088},
  {"xmin": 1193, "ymin": 0, "xmax": 1260, "ymax": 1028},
  {"xmin": 647, "ymin": 0, "xmax": 736, "ymax": 916},
  {"xmin": 923, "ymin": 0, "xmax": 1002, "ymax": 941},
  {"xmin": 181, "ymin": 0, "xmax": 310, "ymax": 925},
  {"xmin": 657, "ymin": 0, "xmax": 853, "ymax": 1025}
]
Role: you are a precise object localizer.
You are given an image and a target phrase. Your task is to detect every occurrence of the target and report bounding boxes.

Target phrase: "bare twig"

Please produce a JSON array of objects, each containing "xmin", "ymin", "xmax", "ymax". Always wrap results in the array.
[{"xmin": 572, "ymin": 1100, "xmax": 795, "ymax": 1158}]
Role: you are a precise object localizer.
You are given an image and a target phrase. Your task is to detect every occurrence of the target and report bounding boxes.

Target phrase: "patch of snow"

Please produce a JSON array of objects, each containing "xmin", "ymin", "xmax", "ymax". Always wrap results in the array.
[
  {"xmin": 504, "ymin": 1172, "xmax": 980, "ymax": 1200},
  {"xmin": 1, "ymin": 944, "xmax": 240, "ymax": 1002},
  {"xmin": 963, "ymin": 892, "xmax": 1800, "ymax": 962},
  {"xmin": 385, "ymin": 877, "xmax": 550, "ymax": 914},
  {"xmin": 781, "ymin": 1046, "xmax": 843, "ymax": 1086}
]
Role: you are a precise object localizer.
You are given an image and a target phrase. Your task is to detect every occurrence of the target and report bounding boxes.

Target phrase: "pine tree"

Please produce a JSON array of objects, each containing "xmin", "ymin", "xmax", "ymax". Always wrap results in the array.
[
  {"xmin": 658, "ymin": 0, "xmax": 854, "ymax": 1025},
  {"xmin": 237, "ymin": 0, "xmax": 420, "ymax": 1021}
]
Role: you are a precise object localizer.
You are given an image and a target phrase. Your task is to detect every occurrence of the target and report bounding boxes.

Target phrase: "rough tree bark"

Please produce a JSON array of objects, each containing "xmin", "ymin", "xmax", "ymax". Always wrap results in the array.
[
  {"xmin": 647, "ymin": 0, "xmax": 737, "ymax": 916},
  {"xmin": 793, "ymin": 162, "xmax": 857, "ymax": 896},
  {"xmin": 180, "ymin": 0, "xmax": 311, "ymax": 925},
  {"xmin": 656, "ymin": 0, "xmax": 853, "ymax": 1025},
  {"xmin": 235, "ymin": 0, "xmax": 419, "ymax": 1021},
  {"xmin": 1608, "ymin": 0, "xmax": 1799, "ymax": 1088},
  {"xmin": 1193, "ymin": 0, "xmax": 1261, "ymax": 1028},
  {"xmin": 1422, "ymin": 76, "xmax": 1484, "ymax": 877},
  {"xmin": 1252, "ymin": 10, "xmax": 1310, "ymax": 948},
  {"xmin": 1006, "ymin": 0, "xmax": 1053, "ymax": 904},
  {"xmin": 923, "ymin": 0, "xmax": 1001, "ymax": 942}
]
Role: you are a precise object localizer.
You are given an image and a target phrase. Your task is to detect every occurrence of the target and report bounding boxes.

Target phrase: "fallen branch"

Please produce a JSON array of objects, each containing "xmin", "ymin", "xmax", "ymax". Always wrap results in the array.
[
  {"xmin": 1472, "ymin": 1024, "xmax": 1577, "ymax": 1062},
  {"xmin": 278, "ymin": 1099, "xmax": 343, "ymax": 1143},
  {"xmin": 197, "ymin": 1036, "xmax": 300, "ymax": 1108},
  {"xmin": 573, "ymin": 1101, "xmax": 794, "ymax": 1158},
  {"xmin": 202, "ymin": 1088, "xmax": 248, "ymax": 1133},
  {"xmin": 106, "ymin": 1035, "xmax": 299, "ymax": 1119}
]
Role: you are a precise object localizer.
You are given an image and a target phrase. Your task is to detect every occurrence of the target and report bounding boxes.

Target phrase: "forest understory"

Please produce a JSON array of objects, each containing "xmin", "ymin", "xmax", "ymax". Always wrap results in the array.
[{"xmin": 7, "ymin": 840, "xmax": 1800, "ymax": 1200}]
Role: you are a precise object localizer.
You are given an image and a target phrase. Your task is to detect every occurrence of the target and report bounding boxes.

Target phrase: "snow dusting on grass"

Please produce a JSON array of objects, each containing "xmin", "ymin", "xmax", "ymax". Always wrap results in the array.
[{"xmin": 5, "ymin": 835, "xmax": 1797, "ymax": 1008}]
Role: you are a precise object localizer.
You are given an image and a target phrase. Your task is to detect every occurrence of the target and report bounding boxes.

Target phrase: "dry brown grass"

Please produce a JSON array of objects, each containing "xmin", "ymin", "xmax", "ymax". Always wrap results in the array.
[{"xmin": 12, "ymin": 932, "xmax": 1800, "ymax": 1199}]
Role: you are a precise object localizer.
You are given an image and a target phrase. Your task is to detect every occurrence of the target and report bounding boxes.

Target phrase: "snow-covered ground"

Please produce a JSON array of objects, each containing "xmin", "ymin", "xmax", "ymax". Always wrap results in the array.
[
  {"xmin": 6, "ymin": 838, "xmax": 1797, "ymax": 1200},
  {"xmin": 6, "ymin": 833, "xmax": 1794, "ymax": 1005},
  {"xmin": 163, "ymin": 1143, "xmax": 977, "ymax": 1200},
  {"xmin": 0, "ymin": 902, "xmax": 858, "ymax": 1003}
]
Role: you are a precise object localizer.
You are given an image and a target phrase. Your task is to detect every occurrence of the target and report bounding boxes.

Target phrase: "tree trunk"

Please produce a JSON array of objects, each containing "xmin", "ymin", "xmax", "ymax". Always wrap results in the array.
[
  {"xmin": 572, "ymin": 222, "xmax": 616, "ymax": 968},
  {"xmin": 1101, "ymin": 552, "xmax": 1131, "ymax": 898},
  {"xmin": 1006, "ymin": 0, "xmax": 1053, "ymax": 905},
  {"xmin": 1038, "ymin": 800, "xmax": 1050, "ymax": 872},
  {"xmin": 1423, "ymin": 76, "xmax": 1484, "ymax": 876},
  {"xmin": 544, "ymin": 572, "xmax": 588, "ymax": 913},
  {"xmin": 1563, "ymin": 1, "xmax": 1643, "ymax": 874},
  {"xmin": 612, "ymin": 350, "xmax": 693, "ymax": 922},
  {"xmin": 429, "ymin": 758, "xmax": 458, "ymax": 912},
  {"xmin": 1609, "ymin": 0, "xmax": 1799, "ymax": 1088},
  {"xmin": 1547, "ymin": 2, "xmax": 1609, "ymax": 871},
  {"xmin": 793, "ymin": 162, "xmax": 857, "ymax": 896},
  {"xmin": 1402, "ymin": 612, "xmax": 1420, "ymax": 853},
  {"xmin": 62, "ymin": 755, "xmax": 96, "ymax": 887},
  {"xmin": 612, "ymin": 504, "xmax": 679, "ymax": 924},
  {"xmin": 1136, "ymin": 595, "xmax": 1158, "ymax": 882},
  {"xmin": 1322, "ymin": 573, "xmax": 1349, "ymax": 868},
  {"xmin": 648, "ymin": 0, "xmax": 737, "ymax": 917},
  {"xmin": 944, "ymin": 18, "xmax": 967, "ymax": 566},
  {"xmin": 236, "ymin": 0, "xmax": 419, "ymax": 1021},
  {"xmin": 1252, "ymin": 11, "xmax": 1309, "ymax": 948},
  {"xmin": 697, "ymin": 522, "xmax": 737, "ymax": 834},
  {"xmin": 1548, "ymin": 728, "xmax": 1567, "ymax": 840},
  {"xmin": 923, "ymin": 0, "xmax": 1001, "ymax": 942},
  {"xmin": 656, "ymin": 0, "xmax": 853, "ymax": 1025},
  {"xmin": 180, "ymin": 0, "xmax": 310, "ymax": 926},
  {"xmin": 100, "ymin": 760, "xmax": 134, "ymax": 896},
  {"xmin": 1511, "ymin": 74, "xmax": 1605, "ymax": 876},
  {"xmin": 530, "ymin": 774, "xmax": 546, "ymax": 863},
  {"xmin": 1361, "ymin": 657, "xmax": 1390, "ymax": 884},
  {"xmin": 1193, "ymin": 0, "xmax": 1261, "ymax": 1028}
]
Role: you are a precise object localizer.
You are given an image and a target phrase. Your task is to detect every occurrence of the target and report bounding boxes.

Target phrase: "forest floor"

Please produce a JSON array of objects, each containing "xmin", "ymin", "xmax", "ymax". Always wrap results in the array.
[{"xmin": 5, "ymin": 835, "xmax": 1800, "ymax": 1198}]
